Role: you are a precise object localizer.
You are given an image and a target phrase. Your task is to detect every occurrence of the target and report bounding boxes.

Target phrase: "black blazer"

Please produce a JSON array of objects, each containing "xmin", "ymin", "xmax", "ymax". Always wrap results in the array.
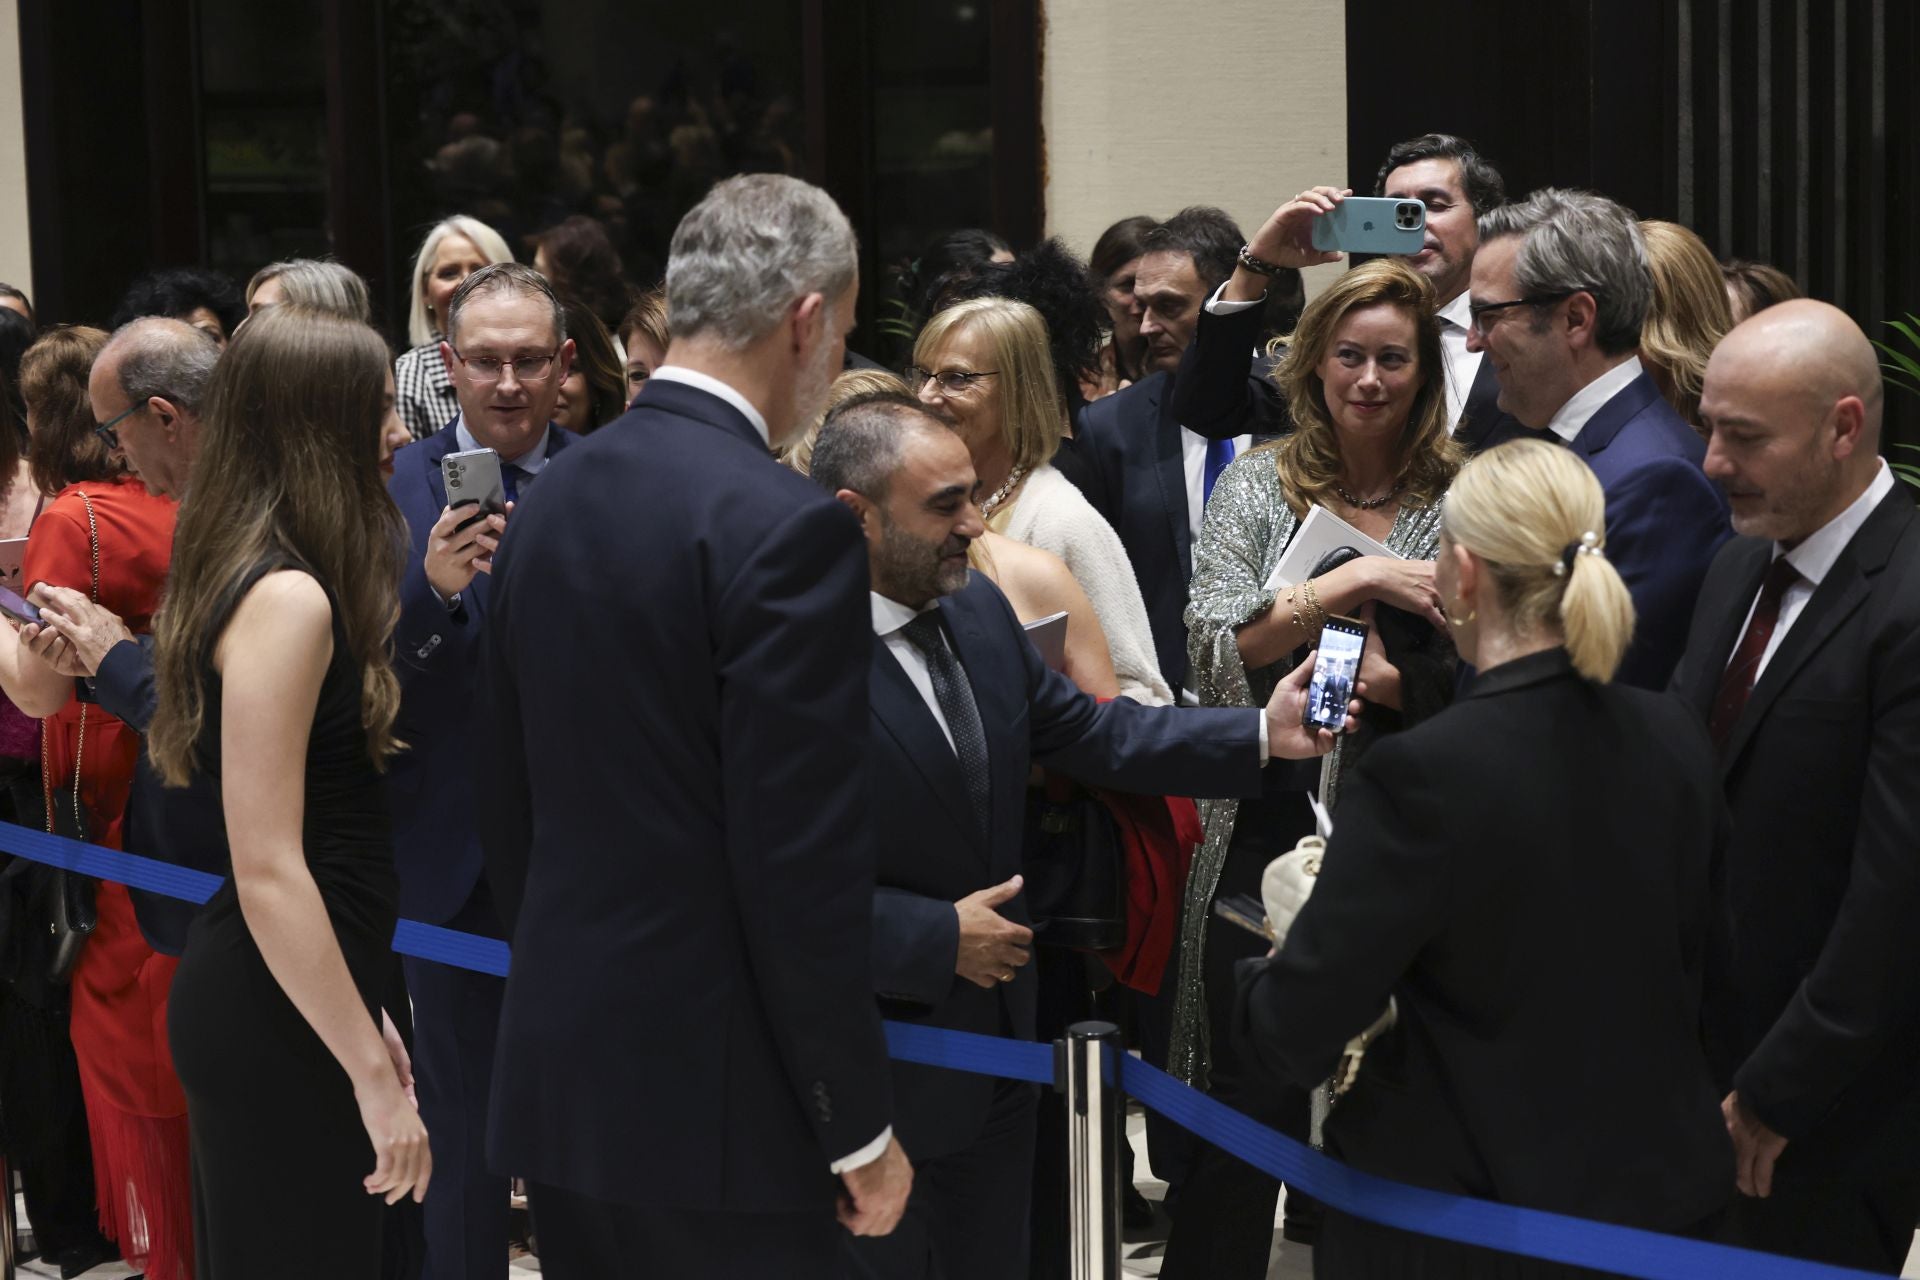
[
  {"xmin": 1066, "ymin": 373, "xmax": 1200, "ymax": 693},
  {"xmin": 1452, "ymin": 355, "xmax": 1529, "ymax": 453},
  {"xmin": 1671, "ymin": 485, "xmax": 1920, "ymax": 1180},
  {"xmin": 1166, "ymin": 297, "xmax": 1286, "ymax": 442},
  {"xmin": 1236, "ymin": 649, "xmax": 1732, "ymax": 1232},
  {"xmin": 870, "ymin": 574, "xmax": 1263, "ymax": 1159},
  {"xmin": 477, "ymin": 379, "xmax": 893, "ymax": 1213}
]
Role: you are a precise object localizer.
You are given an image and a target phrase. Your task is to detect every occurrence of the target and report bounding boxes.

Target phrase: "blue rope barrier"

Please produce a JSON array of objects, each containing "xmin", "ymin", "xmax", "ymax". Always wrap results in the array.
[{"xmin": 0, "ymin": 821, "xmax": 1886, "ymax": 1279}]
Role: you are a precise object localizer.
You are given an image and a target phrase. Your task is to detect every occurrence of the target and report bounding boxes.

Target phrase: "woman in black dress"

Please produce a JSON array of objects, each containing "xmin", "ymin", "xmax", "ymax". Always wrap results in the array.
[
  {"xmin": 1236, "ymin": 438, "xmax": 1733, "ymax": 1277},
  {"xmin": 153, "ymin": 305, "xmax": 429, "ymax": 1276}
]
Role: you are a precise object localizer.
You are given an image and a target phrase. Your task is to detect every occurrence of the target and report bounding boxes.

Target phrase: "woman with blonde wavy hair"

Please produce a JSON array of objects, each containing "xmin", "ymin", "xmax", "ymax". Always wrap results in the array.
[
  {"xmin": 911, "ymin": 295, "xmax": 1167, "ymax": 703},
  {"xmin": 1640, "ymin": 219, "xmax": 1734, "ymax": 434},
  {"xmin": 1237, "ymin": 438, "xmax": 1733, "ymax": 1276},
  {"xmin": 156, "ymin": 306, "xmax": 429, "ymax": 1276},
  {"xmin": 1162, "ymin": 256, "xmax": 1463, "ymax": 1277}
]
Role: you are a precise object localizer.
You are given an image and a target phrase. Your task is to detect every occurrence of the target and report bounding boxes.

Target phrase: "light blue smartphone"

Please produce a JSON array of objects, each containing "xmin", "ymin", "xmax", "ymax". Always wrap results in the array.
[{"xmin": 1310, "ymin": 197, "xmax": 1427, "ymax": 255}]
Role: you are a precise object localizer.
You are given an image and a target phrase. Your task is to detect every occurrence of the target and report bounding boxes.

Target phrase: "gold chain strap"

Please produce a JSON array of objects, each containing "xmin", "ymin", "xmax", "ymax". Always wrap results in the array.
[{"xmin": 43, "ymin": 491, "xmax": 100, "ymax": 832}]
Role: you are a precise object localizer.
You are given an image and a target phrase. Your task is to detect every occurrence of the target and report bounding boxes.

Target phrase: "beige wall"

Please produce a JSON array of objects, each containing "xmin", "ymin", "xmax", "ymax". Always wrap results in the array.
[
  {"xmin": 0, "ymin": 6, "xmax": 28, "ymax": 296},
  {"xmin": 1041, "ymin": 0, "xmax": 1347, "ymax": 297}
]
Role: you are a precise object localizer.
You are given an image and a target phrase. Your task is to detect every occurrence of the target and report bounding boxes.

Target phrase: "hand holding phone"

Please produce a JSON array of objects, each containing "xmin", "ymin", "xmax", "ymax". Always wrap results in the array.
[
  {"xmin": 1238, "ymin": 186, "xmax": 1352, "ymax": 278},
  {"xmin": 1303, "ymin": 616, "xmax": 1369, "ymax": 731},
  {"xmin": 1262, "ymin": 645, "xmax": 1364, "ymax": 761},
  {"xmin": 0, "ymin": 584, "xmax": 41, "ymax": 626},
  {"xmin": 441, "ymin": 448, "xmax": 507, "ymax": 530}
]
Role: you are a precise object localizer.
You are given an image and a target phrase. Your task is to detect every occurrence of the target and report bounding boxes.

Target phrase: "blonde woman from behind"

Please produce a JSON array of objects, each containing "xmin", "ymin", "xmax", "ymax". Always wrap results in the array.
[{"xmin": 1236, "ymin": 437, "xmax": 1734, "ymax": 1279}]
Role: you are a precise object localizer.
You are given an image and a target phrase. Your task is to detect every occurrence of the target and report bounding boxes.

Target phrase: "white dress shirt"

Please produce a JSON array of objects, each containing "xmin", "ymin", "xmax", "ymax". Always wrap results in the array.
[
  {"xmin": 872, "ymin": 592, "xmax": 954, "ymax": 750},
  {"xmin": 649, "ymin": 365, "xmax": 773, "ymax": 447},
  {"xmin": 453, "ymin": 415, "xmax": 554, "ymax": 479},
  {"xmin": 1543, "ymin": 355, "xmax": 1645, "ymax": 445},
  {"xmin": 1730, "ymin": 459, "xmax": 1896, "ymax": 680},
  {"xmin": 1181, "ymin": 428, "xmax": 1252, "ymax": 546},
  {"xmin": 1434, "ymin": 290, "xmax": 1483, "ymax": 433}
]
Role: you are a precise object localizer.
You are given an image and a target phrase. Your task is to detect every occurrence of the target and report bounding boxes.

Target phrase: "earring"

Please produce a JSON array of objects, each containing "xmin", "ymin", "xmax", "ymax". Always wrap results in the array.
[{"xmin": 1446, "ymin": 596, "xmax": 1476, "ymax": 628}]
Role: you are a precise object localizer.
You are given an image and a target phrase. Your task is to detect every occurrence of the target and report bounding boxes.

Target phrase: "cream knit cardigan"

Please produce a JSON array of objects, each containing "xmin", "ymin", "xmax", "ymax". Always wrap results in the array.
[{"xmin": 997, "ymin": 465, "xmax": 1175, "ymax": 706}]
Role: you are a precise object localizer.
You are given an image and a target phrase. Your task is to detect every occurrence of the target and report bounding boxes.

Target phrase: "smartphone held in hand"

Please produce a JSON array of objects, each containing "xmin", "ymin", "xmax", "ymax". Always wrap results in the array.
[
  {"xmin": 441, "ymin": 448, "xmax": 506, "ymax": 530},
  {"xmin": 0, "ymin": 583, "xmax": 41, "ymax": 625},
  {"xmin": 1310, "ymin": 197, "xmax": 1426, "ymax": 255},
  {"xmin": 1304, "ymin": 615, "xmax": 1368, "ymax": 731}
]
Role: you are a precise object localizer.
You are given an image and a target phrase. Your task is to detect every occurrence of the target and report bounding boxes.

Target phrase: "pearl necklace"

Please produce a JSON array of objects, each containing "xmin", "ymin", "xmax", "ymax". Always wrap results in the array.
[
  {"xmin": 1334, "ymin": 479, "xmax": 1403, "ymax": 510},
  {"xmin": 980, "ymin": 467, "xmax": 1029, "ymax": 518}
]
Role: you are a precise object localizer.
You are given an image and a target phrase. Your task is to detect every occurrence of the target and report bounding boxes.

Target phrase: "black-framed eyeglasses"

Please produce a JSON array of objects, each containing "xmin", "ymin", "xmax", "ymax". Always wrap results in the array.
[
  {"xmin": 905, "ymin": 367, "xmax": 1000, "ymax": 396},
  {"xmin": 451, "ymin": 347, "xmax": 560, "ymax": 383},
  {"xmin": 93, "ymin": 401, "xmax": 145, "ymax": 450},
  {"xmin": 1466, "ymin": 289, "xmax": 1593, "ymax": 336}
]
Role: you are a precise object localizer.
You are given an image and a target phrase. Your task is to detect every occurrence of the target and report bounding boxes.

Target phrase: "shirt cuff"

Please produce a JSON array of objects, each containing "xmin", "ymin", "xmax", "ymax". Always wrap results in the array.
[
  {"xmin": 829, "ymin": 1125, "xmax": 893, "ymax": 1175},
  {"xmin": 1257, "ymin": 708, "xmax": 1270, "ymax": 765},
  {"xmin": 1205, "ymin": 280, "xmax": 1265, "ymax": 316}
]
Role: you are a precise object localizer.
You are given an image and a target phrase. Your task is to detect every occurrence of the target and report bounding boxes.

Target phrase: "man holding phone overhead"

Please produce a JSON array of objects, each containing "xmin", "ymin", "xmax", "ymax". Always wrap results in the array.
[
  {"xmin": 383, "ymin": 261, "xmax": 575, "ymax": 1280},
  {"xmin": 1179, "ymin": 133, "xmax": 1527, "ymax": 452}
]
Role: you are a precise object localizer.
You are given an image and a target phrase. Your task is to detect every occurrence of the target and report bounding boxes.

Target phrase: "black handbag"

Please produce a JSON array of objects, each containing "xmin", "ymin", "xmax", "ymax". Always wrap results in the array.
[
  {"xmin": 37, "ymin": 489, "xmax": 101, "ymax": 983},
  {"xmin": 1022, "ymin": 775, "xmax": 1127, "ymax": 951}
]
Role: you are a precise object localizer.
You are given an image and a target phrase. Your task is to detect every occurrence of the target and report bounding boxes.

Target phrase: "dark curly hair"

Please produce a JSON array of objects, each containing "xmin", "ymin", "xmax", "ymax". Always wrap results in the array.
[
  {"xmin": 944, "ymin": 238, "xmax": 1106, "ymax": 414},
  {"xmin": 901, "ymin": 228, "xmax": 1013, "ymax": 325},
  {"xmin": 111, "ymin": 267, "xmax": 247, "ymax": 343}
]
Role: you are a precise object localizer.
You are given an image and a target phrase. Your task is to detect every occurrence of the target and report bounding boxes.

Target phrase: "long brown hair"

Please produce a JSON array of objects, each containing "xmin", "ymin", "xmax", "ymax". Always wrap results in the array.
[
  {"xmin": 149, "ymin": 307, "xmax": 406, "ymax": 784},
  {"xmin": 1262, "ymin": 259, "xmax": 1460, "ymax": 517},
  {"xmin": 20, "ymin": 326, "xmax": 121, "ymax": 494}
]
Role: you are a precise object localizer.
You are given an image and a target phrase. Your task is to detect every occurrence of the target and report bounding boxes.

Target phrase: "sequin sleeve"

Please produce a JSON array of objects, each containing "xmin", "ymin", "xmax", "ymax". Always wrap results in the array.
[{"xmin": 1183, "ymin": 451, "xmax": 1300, "ymax": 712}]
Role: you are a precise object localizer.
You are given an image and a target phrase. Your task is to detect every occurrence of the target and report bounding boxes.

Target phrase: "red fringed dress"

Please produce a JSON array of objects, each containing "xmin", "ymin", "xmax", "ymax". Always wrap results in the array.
[{"xmin": 27, "ymin": 479, "xmax": 188, "ymax": 1280}]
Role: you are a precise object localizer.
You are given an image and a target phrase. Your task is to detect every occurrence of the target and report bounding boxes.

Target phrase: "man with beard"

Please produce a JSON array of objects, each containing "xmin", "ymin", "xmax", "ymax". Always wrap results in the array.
[
  {"xmin": 477, "ymin": 175, "xmax": 911, "ymax": 1277},
  {"xmin": 811, "ymin": 391, "xmax": 1356, "ymax": 1280},
  {"xmin": 1674, "ymin": 301, "xmax": 1920, "ymax": 1273}
]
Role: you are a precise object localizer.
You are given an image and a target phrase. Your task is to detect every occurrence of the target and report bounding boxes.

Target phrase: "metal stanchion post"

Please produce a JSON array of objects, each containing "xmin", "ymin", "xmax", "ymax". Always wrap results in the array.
[
  {"xmin": 1060, "ymin": 1020, "xmax": 1122, "ymax": 1280},
  {"xmin": 2, "ymin": 1149, "xmax": 15, "ymax": 1280}
]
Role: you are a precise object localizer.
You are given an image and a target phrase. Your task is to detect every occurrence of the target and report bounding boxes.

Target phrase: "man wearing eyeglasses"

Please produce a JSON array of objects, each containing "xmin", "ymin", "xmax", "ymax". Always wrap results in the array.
[
  {"xmin": 1465, "ymin": 188, "xmax": 1731, "ymax": 690},
  {"xmin": 384, "ymin": 260, "xmax": 575, "ymax": 1280}
]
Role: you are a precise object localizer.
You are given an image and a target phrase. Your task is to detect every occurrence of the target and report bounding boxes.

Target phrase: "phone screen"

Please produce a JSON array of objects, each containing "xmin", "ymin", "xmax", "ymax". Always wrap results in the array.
[
  {"xmin": 0, "ymin": 584, "xmax": 40, "ymax": 625},
  {"xmin": 1303, "ymin": 616, "xmax": 1368, "ymax": 731}
]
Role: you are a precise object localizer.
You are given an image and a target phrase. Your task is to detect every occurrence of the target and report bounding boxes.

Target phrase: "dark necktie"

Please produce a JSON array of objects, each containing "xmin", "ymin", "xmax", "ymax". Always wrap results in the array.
[
  {"xmin": 900, "ymin": 612, "xmax": 992, "ymax": 836},
  {"xmin": 1708, "ymin": 556, "xmax": 1802, "ymax": 751},
  {"xmin": 502, "ymin": 463, "xmax": 531, "ymax": 505},
  {"xmin": 1203, "ymin": 436, "xmax": 1237, "ymax": 506}
]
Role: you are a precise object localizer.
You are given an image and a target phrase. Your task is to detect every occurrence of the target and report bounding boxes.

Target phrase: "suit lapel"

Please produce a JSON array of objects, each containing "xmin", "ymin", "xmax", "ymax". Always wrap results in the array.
[
  {"xmin": 871, "ymin": 640, "xmax": 987, "ymax": 863},
  {"xmin": 1720, "ymin": 490, "xmax": 1915, "ymax": 772},
  {"xmin": 1149, "ymin": 382, "xmax": 1193, "ymax": 575},
  {"xmin": 1567, "ymin": 372, "xmax": 1661, "ymax": 459}
]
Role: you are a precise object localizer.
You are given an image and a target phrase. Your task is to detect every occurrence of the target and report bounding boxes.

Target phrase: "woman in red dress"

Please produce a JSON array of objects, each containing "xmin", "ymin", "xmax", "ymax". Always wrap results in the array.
[{"xmin": 0, "ymin": 324, "xmax": 193, "ymax": 1280}]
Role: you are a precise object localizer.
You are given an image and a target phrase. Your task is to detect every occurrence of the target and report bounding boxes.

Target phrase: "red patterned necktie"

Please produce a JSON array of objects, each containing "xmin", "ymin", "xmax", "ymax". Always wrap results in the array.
[{"xmin": 1708, "ymin": 556, "xmax": 1801, "ymax": 751}]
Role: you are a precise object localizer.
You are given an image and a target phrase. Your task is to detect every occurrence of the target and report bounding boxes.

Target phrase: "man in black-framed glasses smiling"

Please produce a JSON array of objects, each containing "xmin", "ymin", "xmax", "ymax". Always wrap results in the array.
[{"xmin": 1464, "ymin": 188, "xmax": 1730, "ymax": 690}]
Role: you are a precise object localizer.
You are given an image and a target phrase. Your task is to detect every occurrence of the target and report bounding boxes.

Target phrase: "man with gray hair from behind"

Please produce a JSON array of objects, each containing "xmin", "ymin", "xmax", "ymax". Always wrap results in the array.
[
  {"xmin": 475, "ymin": 174, "xmax": 912, "ymax": 1278},
  {"xmin": 1464, "ymin": 187, "xmax": 1731, "ymax": 689}
]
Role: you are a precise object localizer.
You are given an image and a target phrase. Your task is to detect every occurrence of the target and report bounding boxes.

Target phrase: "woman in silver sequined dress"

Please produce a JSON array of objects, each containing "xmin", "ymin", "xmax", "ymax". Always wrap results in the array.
[{"xmin": 1159, "ymin": 253, "xmax": 1464, "ymax": 1279}]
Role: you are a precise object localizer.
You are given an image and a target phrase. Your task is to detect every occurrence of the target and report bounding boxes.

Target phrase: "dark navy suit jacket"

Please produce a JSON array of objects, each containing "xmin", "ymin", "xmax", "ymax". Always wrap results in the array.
[
  {"xmin": 870, "ymin": 573, "xmax": 1263, "ymax": 1159},
  {"xmin": 1561, "ymin": 370, "xmax": 1731, "ymax": 690},
  {"xmin": 476, "ymin": 379, "xmax": 893, "ymax": 1212},
  {"xmin": 387, "ymin": 418, "xmax": 572, "ymax": 926}
]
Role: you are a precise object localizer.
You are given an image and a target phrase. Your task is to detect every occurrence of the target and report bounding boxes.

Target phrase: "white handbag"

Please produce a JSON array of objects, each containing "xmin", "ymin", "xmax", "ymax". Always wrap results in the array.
[{"xmin": 1259, "ymin": 832, "xmax": 1396, "ymax": 1103}]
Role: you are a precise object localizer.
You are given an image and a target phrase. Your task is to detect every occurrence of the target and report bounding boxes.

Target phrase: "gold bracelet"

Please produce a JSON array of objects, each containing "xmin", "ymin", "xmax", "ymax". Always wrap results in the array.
[
  {"xmin": 1285, "ymin": 586, "xmax": 1303, "ymax": 631},
  {"xmin": 1302, "ymin": 577, "xmax": 1327, "ymax": 633}
]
